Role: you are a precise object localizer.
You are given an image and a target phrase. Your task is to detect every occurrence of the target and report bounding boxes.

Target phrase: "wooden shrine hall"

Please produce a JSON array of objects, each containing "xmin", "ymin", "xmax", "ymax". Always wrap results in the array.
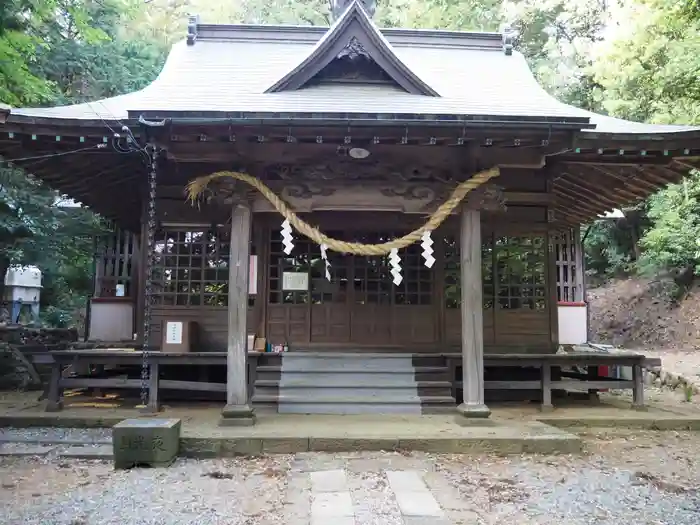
[{"xmin": 1, "ymin": 0, "xmax": 698, "ymax": 425}]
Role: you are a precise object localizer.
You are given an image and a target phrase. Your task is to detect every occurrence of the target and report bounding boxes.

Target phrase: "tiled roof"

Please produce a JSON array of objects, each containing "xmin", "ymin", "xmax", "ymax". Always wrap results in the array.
[{"xmin": 9, "ymin": 12, "xmax": 699, "ymax": 136}]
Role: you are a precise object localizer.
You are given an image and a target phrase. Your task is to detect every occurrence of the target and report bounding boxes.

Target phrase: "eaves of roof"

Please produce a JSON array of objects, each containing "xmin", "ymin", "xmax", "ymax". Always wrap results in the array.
[{"xmin": 3, "ymin": 12, "xmax": 699, "ymax": 140}]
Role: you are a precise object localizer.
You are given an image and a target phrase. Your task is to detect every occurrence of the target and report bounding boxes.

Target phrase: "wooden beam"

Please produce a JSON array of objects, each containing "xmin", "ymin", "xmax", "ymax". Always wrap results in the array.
[
  {"xmin": 627, "ymin": 165, "xmax": 677, "ymax": 187},
  {"xmin": 659, "ymin": 163, "xmax": 691, "ymax": 180},
  {"xmin": 674, "ymin": 158, "xmax": 700, "ymax": 171},
  {"xmin": 574, "ymin": 164, "xmax": 656, "ymax": 198},
  {"xmin": 456, "ymin": 206, "xmax": 490, "ymax": 421},
  {"xmin": 552, "ymin": 185, "xmax": 613, "ymax": 216},
  {"xmin": 220, "ymin": 203, "xmax": 255, "ymax": 426},
  {"xmin": 552, "ymin": 204, "xmax": 589, "ymax": 224},
  {"xmin": 559, "ymin": 156, "xmax": 674, "ymax": 166},
  {"xmin": 504, "ymin": 191, "xmax": 552, "ymax": 205},
  {"xmin": 557, "ymin": 175, "xmax": 622, "ymax": 207}
]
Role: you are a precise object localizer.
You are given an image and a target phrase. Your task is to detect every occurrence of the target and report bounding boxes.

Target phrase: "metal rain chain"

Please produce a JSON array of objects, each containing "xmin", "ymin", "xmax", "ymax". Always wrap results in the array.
[
  {"xmin": 389, "ymin": 248, "xmax": 403, "ymax": 285},
  {"xmin": 421, "ymin": 230, "xmax": 435, "ymax": 268},
  {"xmin": 281, "ymin": 219, "xmax": 294, "ymax": 255},
  {"xmin": 140, "ymin": 144, "xmax": 159, "ymax": 410}
]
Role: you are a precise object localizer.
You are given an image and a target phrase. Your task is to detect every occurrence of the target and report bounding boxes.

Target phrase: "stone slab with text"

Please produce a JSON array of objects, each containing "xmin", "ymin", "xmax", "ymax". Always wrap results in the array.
[{"xmin": 113, "ymin": 418, "xmax": 181, "ymax": 469}]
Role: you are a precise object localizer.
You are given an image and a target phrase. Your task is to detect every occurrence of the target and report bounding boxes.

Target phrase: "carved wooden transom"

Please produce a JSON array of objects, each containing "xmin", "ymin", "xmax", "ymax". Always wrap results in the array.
[
  {"xmin": 261, "ymin": 161, "xmax": 455, "ymax": 183},
  {"xmin": 311, "ymin": 37, "xmax": 393, "ymax": 84}
]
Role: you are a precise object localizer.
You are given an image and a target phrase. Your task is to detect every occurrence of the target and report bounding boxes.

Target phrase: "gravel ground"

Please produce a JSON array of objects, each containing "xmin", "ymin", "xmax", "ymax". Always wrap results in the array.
[{"xmin": 1, "ymin": 429, "xmax": 699, "ymax": 525}]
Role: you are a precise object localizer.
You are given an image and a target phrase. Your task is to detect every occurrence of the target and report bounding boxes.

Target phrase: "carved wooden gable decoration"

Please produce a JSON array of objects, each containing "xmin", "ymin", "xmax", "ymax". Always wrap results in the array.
[{"xmin": 265, "ymin": 0, "xmax": 439, "ymax": 96}]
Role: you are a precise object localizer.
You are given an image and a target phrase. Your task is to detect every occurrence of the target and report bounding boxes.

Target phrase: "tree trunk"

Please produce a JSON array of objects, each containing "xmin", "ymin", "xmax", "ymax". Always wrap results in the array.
[
  {"xmin": 0, "ymin": 256, "xmax": 10, "ymax": 313},
  {"xmin": 630, "ymin": 225, "xmax": 641, "ymax": 262}
]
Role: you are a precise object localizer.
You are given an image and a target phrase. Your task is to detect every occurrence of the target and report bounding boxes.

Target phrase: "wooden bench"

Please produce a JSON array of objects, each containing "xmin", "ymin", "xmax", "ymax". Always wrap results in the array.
[
  {"xmin": 445, "ymin": 352, "xmax": 658, "ymax": 411},
  {"xmin": 38, "ymin": 350, "xmax": 262, "ymax": 413}
]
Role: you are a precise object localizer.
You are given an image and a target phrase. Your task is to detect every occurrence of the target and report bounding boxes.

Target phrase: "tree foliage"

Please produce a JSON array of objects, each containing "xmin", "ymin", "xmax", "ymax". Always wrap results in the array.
[
  {"xmin": 639, "ymin": 179, "xmax": 700, "ymax": 275},
  {"xmin": 0, "ymin": 0, "xmax": 163, "ymax": 327},
  {"xmin": 592, "ymin": 0, "xmax": 700, "ymax": 124}
]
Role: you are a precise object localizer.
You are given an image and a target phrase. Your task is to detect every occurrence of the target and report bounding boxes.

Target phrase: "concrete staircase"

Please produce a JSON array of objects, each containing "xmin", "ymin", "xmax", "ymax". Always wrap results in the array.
[{"xmin": 253, "ymin": 353, "xmax": 455, "ymax": 414}]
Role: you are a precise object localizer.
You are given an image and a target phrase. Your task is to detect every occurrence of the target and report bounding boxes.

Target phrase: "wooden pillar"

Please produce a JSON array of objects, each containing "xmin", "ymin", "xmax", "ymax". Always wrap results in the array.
[
  {"xmin": 220, "ymin": 203, "xmax": 256, "ymax": 426},
  {"xmin": 456, "ymin": 206, "xmax": 491, "ymax": 423}
]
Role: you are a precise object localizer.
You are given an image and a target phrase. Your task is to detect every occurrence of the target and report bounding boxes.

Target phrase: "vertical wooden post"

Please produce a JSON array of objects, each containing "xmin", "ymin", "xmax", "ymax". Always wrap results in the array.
[
  {"xmin": 45, "ymin": 360, "xmax": 63, "ymax": 412},
  {"xmin": 541, "ymin": 363, "xmax": 553, "ymax": 412},
  {"xmin": 220, "ymin": 203, "xmax": 256, "ymax": 426},
  {"xmin": 456, "ymin": 206, "xmax": 491, "ymax": 424},
  {"xmin": 632, "ymin": 363, "xmax": 645, "ymax": 410}
]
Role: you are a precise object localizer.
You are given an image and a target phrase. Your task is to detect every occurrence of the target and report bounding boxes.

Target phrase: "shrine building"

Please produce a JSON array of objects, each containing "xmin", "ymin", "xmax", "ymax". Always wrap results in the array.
[{"xmin": 1, "ymin": 0, "xmax": 698, "ymax": 425}]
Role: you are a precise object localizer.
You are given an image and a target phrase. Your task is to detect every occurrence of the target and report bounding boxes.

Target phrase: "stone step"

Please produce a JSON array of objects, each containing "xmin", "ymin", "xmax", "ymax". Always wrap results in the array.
[
  {"xmin": 0, "ymin": 444, "xmax": 56, "ymax": 457},
  {"xmin": 58, "ymin": 445, "xmax": 113, "ymax": 460},
  {"xmin": 0, "ymin": 443, "xmax": 114, "ymax": 459},
  {"xmin": 259, "ymin": 370, "xmax": 418, "ymax": 382},
  {"xmin": 280, "ymin": 357, "xmax": 415, "ymax": 372},
  {"xmin": 273, "ymin": 403, "xmax": 423, "ymax": 415},
  {"xmin": 257, "ymin": 380, "xmax": 452, "ymax": 397},
  {"xmin": 259, "ymin": 375, "xmax": 429, "ymax": 387},
  {"xmin": 280, "ymin": 352, "xmax": 417, "ymax": 358},
  {"xmin": 253, "ymin": 395, "xmax": 455, "ymax": 414},
  {"xmin": 253, "ymin": 394, "xmax": 455, "ymax": 405},
  {"xmin": 411, "ymin": 356, "xmax": 448, "ymax": 367},
  {"xmin": 256, "ymin": 365, "xmax": 448, "ymax": 374}
]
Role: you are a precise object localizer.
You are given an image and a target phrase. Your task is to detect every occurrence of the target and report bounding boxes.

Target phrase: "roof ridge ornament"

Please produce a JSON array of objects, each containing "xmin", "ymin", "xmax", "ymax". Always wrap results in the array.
[
  {"xmin": 331, "ymin": 0, "xmax": 376, "ymax": 20},
  {"xmin": 187, "ymin": 14, "xmax": 200, "ymax": 46},
  {"xmin": 502, "ymin": 25, "xmax": 515, "ymax": 56},
  {"xmin": 265, "ymin": 0, "xmax": 439, "ymax": 96}
]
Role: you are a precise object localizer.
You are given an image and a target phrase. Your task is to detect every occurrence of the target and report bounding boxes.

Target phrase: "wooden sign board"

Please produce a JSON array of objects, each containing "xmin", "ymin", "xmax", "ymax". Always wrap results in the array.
[
  {"xmin": 282, "ymin": 272, "xmax": 308, "ymax": 291},
  {"xmin": 249, "ymin": 255, "xmax": 258, "ymax": 295}
]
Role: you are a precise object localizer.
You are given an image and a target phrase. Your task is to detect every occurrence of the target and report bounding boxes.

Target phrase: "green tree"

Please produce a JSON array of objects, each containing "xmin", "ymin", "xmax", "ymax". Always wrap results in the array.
[
  {"xmin": 0, "ymin": 0, "xmax": 56, "ymax": 105},
  {"xmin": 504, "ymin": 0, "xmax": 609, "ymax": 110},
  {"xmin": 592, "ymin": 0, "xmax": 700, "ymax": 124},
  {"xmin": 0, "ymin": 166, "xmax": 105, "ymax": 306},
  {"xmin": 638, "ymin": 174, "xmax": 700, "ymax": 276},
  {"xmin": 0, "ymin": 0, "xmax": 159, "ymax": 327}
]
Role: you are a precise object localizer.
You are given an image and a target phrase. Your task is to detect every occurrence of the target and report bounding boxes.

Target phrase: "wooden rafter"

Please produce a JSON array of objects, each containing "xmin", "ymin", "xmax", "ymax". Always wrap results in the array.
[
  {"xmin": 674, "ymin": 158, "xmax": 700, "ymax": 171},
  {"xmin": 557, "ymin": 175, "xmax": 624, "ymax": 208},
  {"xmin": 551, "ymin": 186, "xmax": 610, "ymax": 216},
  {"xmin": 580, "ymin": 165, "xmax": 653, "ymax": 198}
]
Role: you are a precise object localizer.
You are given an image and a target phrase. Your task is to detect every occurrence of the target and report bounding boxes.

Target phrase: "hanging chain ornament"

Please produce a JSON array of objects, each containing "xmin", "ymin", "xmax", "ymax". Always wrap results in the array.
[
  {"xmin": 281, "ymin": 219, "xmax": 294, "ymax": 255},
  {"xmin": 320, "ymin": 244, "xmax": 332, "ymax": 281},
  {"xmin": 140, "ymin": 145, "xmax": 158, "ymax": 410},
  {"xmin": 389, "ymin": 248, "xmax": 403, "ymax": 285},
  {"xmin": 421, "ymin": 231, "xmax": 435, "ymax": 268}
]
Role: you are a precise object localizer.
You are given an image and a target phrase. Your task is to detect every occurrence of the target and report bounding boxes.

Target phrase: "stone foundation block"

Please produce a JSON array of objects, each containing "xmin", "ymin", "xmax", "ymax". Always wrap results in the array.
[{"xmin": 113, "ymin": 418, "xmax": 181, "ymax": 469}]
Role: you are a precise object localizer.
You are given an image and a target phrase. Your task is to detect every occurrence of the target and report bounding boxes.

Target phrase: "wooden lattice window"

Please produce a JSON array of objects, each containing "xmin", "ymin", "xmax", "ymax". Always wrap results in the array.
[
  {"xmin": 310, "ymin": 253, "xmax": 350, "ymax": 305},
  {"xmin": 495, "ymin": 235, "xmax": 547, "ymax": 310},
  {"xmin": 94, "ymin": 228, "xmax": 138, "ymax": 297},
  {"xmin": 268, "ymin": 230, "xmax": 433, "ymax": 305},
  {"xmin": 396, "ymin": 236, "xmax": 433, "ymax": 306},
  {"xmin": 269, "ymin": 230, "xmax": 351, "ymax": 305},
  {"xmin": 554, "ymin": 228, "xmax": 583, "ymax": 302},
  {"xmin": 153, "ymin": 228, "xmax": 231, "ymax": 306},
  {"xmin": 269, "ymin": 234, "xmax": 312, "ymax": 305},
  {"xmin": 443, "ymin": 234, "xmax": 494, "ymax": 309},
  {"xmin": 350, "ymin": 232, "xmax": 433, "ymax": 306}
]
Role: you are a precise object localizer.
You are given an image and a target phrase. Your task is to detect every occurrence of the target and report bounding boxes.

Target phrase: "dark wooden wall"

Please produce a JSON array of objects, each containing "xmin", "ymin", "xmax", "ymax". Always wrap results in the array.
[{"xmin": 140, "ymin": 185, "xmax": 557, "ymax": 352}]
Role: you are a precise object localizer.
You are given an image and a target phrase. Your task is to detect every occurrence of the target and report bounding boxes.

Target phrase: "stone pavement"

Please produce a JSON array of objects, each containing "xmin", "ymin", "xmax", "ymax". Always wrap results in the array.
[
  {"xmin": 278, "ymin": 451, "xmax": 494, "ymax": 525},
  {"xmin": 287, "ymin": 467, "xmax": 465, "ymax": 525}
]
